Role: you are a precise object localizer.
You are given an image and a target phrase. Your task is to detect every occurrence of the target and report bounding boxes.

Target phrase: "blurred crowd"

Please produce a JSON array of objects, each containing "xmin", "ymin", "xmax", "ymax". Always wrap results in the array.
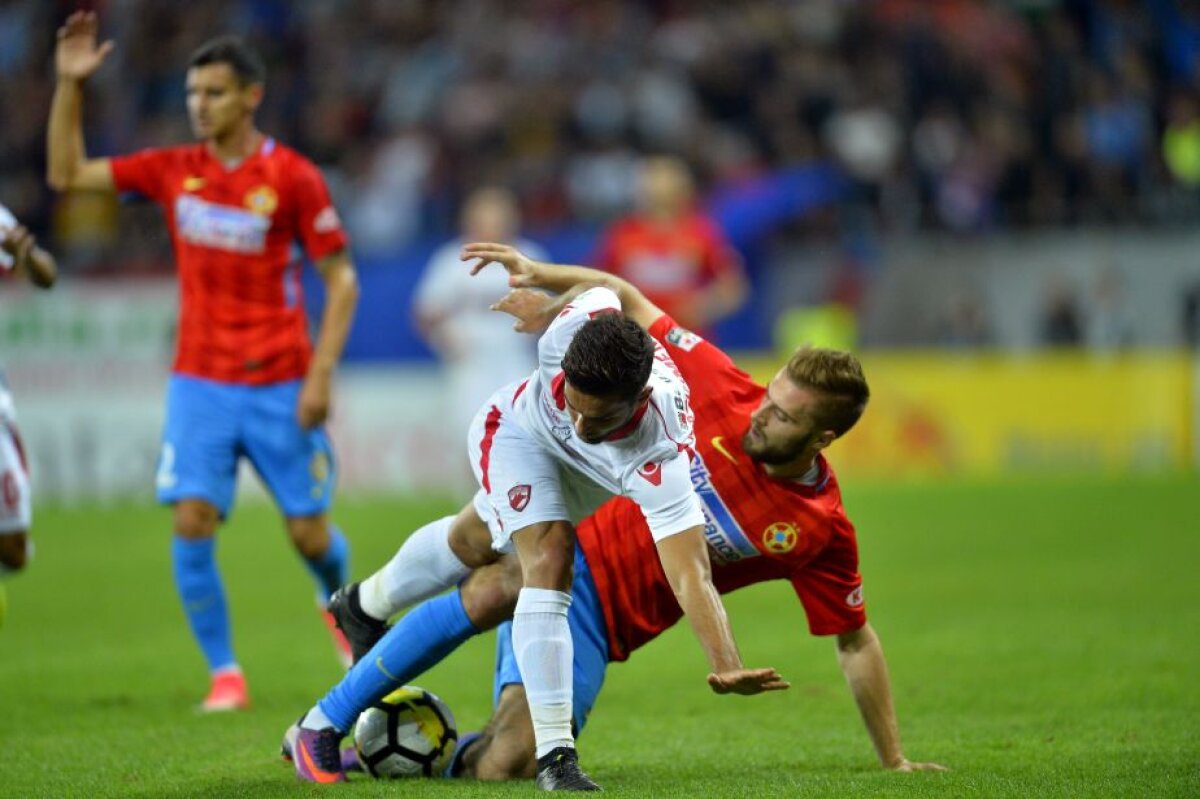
[{"xmin": 3, "ymin": 0, "xmax": 1200, "ymax": 270}]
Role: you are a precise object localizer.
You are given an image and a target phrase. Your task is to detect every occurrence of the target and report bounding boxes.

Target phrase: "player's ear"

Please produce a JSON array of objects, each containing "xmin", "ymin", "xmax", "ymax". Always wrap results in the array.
[
  {"xmin": 813, "ymin": 430, "xmax": 837, "ymax": 451},
  {"xmin": 243, "ymin": 82, "xmax": 264, "ymax": 112}
]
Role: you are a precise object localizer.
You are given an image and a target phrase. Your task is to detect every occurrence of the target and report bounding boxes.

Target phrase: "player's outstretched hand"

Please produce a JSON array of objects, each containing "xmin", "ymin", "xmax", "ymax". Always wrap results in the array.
[
  {"xmin": 491, "ymin": 288, "xmax": 555, "ymax": 334},
  {"xmin": 707, "ymin": 667, "xmax": 790, "ymax": 695},
  {"xmin": 888, "ymin": 758, "xmax": 949, "ymax": 773},
  {"xmin": 461, "ymin": 242, "xmax": 540, "ymax": 288},
  {"xmin": 56, "ymin": 11, "xmax": 115, "ymax": 82}
]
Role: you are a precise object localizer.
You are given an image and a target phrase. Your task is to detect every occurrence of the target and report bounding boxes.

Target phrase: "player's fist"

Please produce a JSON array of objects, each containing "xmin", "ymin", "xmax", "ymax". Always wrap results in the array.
[
  {"xmin": 460, "ymin": 242, "xmax": 539, "ymax": 287},
  {"xmin": 707, "ymin": 667, "xmax": 790, "ymax": 695},
  {"xmin": 491, "ymin": 288, "xmax": 554, "ymax": 334},
  {"xmin": 56, "ymin": 11, "xmax": 115, "ymax": 82}
]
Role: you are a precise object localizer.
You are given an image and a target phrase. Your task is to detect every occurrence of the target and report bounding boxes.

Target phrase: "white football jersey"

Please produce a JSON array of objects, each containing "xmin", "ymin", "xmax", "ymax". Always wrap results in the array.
[
  {"xmin": 511, "ymin": 287, "xmax": 703, "ymax": 541},
  {"xmin": 0, "ymin": 202, "xmax": 16, "ymax": 271}
]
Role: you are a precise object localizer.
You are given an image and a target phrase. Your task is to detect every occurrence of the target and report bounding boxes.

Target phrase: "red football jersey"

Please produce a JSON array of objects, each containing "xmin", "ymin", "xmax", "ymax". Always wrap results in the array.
[
  {"xmin": 577, "ymin": 315, "xmax": 866, "ymax": 662},
  {"xmin": 110, "ymin": 138, "xmax": 348, "ymax": 384},
  {"xmin": 594, "ymin": 212, "xmax": 741, "ymax": 325}
]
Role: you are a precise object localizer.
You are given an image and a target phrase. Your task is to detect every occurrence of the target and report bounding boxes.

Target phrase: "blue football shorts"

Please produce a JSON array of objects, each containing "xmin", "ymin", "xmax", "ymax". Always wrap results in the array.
[
  {"xmin": 155, "ymin": 374, "xmax": 335, "ymax": 518},
  {"xmin": 493, "ymin": 544, "xmax": 610, "ymax": 735}
]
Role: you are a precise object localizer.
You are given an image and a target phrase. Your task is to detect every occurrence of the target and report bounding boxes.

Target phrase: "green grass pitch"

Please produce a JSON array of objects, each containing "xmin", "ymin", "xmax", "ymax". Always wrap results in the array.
[{"xmin": 0, "ymin": 477, "xmax": 1197, "ymax": 798}]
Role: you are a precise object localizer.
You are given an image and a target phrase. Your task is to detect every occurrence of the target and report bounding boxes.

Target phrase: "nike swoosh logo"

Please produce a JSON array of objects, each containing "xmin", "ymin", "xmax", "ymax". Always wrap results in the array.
[
  {"xmin": 711, "ymin": 436, "xmax": 737, "ymax": 463},
  {"xmin": 300, "ymin": 741, "xmax": 342, "ymax": 783}
]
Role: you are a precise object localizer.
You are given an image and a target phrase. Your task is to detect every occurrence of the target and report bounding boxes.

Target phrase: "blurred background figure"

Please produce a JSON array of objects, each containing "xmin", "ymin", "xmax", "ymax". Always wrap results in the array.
[
  {"xmin": 413, "ymin": 187, "xmax": 547, "ymax": 448},
  {"xmin": 594, "ymin": 156, "xmax": 747, "ymax": 337}
]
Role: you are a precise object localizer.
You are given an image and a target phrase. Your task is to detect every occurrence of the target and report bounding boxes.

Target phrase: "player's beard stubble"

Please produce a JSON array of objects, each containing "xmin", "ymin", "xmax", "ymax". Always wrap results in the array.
[{"xmin": 742, "ymin": 423, "xmax": 816, "ymax": 466}]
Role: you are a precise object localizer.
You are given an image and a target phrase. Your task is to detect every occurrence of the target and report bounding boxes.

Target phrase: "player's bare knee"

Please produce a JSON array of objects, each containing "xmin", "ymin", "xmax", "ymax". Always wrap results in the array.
[
  {"xmin": 448, "ymin": 505, "xmax": 499, "ymax": 568},
  {"xmin": 0, "ymin": 533, "xmax": 28, "ymax": 571},
  {"xmin": 285, "ymin": 514, "xmax": 329, "ymax": 559},
  {"xmin": 459, "ymin": 556, "xmax": 522, "ymax": 629},
  {"xmin": 172, "ymin": 500, "xmax": 219, "ymax": 538}
]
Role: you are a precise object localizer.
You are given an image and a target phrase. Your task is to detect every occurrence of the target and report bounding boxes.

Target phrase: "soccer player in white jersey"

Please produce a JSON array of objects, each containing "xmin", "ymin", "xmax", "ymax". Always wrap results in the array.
[
  {"xmin": 414, "ymin": 187, "xmax": 547, "ymax": 445},
  {"xmin": 0, "ymin": 204, "xmax": 58, "ymax": 622},
  {"xmin": 291, "ymin": 247, "xmax": 785, "ymax": 788}
]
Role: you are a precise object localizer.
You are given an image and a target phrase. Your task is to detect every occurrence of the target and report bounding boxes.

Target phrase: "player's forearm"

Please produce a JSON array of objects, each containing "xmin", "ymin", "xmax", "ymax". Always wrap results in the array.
[
  {"xmin": 309, "ymin": 256, "xmax": 360, "ymax": 374},
  {"xmin": 657, "ymin": 528, "xmax": 743, "ymax": 673},
  {"xmin": 47, "ymin": 78, "xmax": 87, "ymax": 191},
  {"xmin": 528, "ymin": 262, "xmax": 642, "ymax": 308},
  {"xmin": 837, "ymin": 624, "xmax": 906, "ymax": 768}
]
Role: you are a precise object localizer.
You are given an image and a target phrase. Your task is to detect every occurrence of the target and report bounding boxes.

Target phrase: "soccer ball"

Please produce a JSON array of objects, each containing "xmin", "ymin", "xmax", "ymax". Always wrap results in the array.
[{"xmin": 353, "ymin": 685, "xmax": 458, "ymax": 778}]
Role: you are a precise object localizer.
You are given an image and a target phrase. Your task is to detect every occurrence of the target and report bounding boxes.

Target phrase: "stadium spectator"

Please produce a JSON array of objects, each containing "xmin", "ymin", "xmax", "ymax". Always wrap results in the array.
[
  {"xmin": 45, "ymin": 12, "xmax": 360, "ymax": 711},
  {"xmin": 594, "ymin": 156, "xmax": 748, "ymax": 337},
  {"xmin": 284, "ymin": 245, "xmax": 946, "ymax": 780},
  {"xmin": 413, "ymin": 187, "xmax": 546, "ymax": 446},
  {"xmin": 6, "ymin": 0, "xmax": 1200, "ymax": 277},
  {"xmin": 0, "ymin": 204, "xmax": 57, "ymax": 590}
]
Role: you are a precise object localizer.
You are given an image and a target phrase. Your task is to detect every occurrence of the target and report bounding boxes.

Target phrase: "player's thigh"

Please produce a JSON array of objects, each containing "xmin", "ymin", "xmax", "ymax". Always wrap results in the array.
[
  {"xmin": 157, "ymin": 376, "xmax": 241, "ymax": 517},
  {"xmin": 240, "ymin": 380, "xmax": 335, "ymax": 518},
  {"xmin": 0, "ymin": 423, "xmax": 32, "ymax": 545},
  {"xmin": 467, "ymin": 399, "xmax": 569, "ymax": 555}
]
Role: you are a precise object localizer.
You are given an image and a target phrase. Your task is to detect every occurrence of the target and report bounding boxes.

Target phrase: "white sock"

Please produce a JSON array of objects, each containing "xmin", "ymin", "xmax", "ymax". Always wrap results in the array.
[
  {"xmin": 512, "ymin": 587, "xmax": 574, "ymax": 759},
  {"xmin": 359, "ymin": 515, "xmax": 470, "ymax": 621},
  {"xmin": 300, "ymin": 704, "xmax": 335, "ymax": 731}
]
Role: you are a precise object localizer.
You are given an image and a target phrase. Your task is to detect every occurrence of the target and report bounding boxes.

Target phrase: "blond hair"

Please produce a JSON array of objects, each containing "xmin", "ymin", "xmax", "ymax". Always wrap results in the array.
[{"xmin": 785, "ymin": 347, "xmax": 870, "ymax": 437}]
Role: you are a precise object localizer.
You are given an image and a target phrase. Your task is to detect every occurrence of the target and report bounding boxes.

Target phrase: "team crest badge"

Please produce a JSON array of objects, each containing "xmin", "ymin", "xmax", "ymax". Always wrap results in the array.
[
  {"xmin": 309, "ymin": 451, "xmax": 330, "ymax": 498},
  {"xmin": 508, "ymin": 484, "xmax": 531, "ymax": 511},
  {"xmin": 762, "ymin": 521, "xmax": 798, "ymax": 554},
  {"xmin": 845, "ymin": 586, "xmax": 864, "ymax": 608},
  {"xmin": 244, "ymin": 185, "xmax": 279, "ymax": 216},
  {"xmin": 665, "ymin": 326, "xmax": 703, "ymax": 352}
]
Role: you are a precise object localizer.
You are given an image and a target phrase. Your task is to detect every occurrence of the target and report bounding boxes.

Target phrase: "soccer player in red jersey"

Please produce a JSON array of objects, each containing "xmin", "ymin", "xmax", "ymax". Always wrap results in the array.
[
  {"xmin": 594, "ymin": 156, "xmax": 748, "ymax": 337},
  {"xmin": 46, "ymin": 12, "xmax": 360, "ymax": 710},
  {"xmin": 295, "ymin": 244, "xmax": 944, "ymax": 781}
]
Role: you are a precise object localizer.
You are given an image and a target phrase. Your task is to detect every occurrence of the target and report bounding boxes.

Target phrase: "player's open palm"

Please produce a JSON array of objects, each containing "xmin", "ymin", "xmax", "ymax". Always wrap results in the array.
[
  {"xmin": 707, "ymin": 667, "xmax": 791, "ymax": 695},
  {"xmin": 461, "ymin": 242, "xmax": 538, "ymax": 288},
  {"xmin": 56, "ymin": 11, "xmax": 114, "ymax": 82},
  {"xmin": 491, "ymin": 288, "xmax": 554, "ymax": 334}
]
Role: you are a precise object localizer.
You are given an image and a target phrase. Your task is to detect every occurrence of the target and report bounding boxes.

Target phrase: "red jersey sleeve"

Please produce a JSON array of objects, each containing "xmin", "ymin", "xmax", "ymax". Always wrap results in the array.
[
  {"xmin": 288, "ymin": 157, "xmax": 348, "ymax": 262},
  {"xmin": 696, "ymin": 216, "xmax": 743, "ymax": 281},
  {"xmin": 789, "ymin": 513, "xmax": 866, "ymax": 635},
  {"xmin": 647, "ymin": 313, "xmax": 753, "ymax": 393},
  {"xmin": 110, "ymin": 148, "xmax": 174, "ymax": 203},
  {"xmin": 592, "ymin": 225, "xmax": 620, "ymax": 273}
]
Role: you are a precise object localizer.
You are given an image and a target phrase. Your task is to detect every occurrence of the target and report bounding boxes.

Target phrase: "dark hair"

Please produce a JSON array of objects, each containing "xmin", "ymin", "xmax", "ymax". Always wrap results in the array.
[
  {"xmin": 188, "ymin": 36, "xmax": 265, "ymax": 86},
  {"xmin": 785, "ymin": 346, "xmax": 870, "ymax": 437},
  {"xmin": 562, "ymin": 313, "xmax": 655, "ymax": 401}
]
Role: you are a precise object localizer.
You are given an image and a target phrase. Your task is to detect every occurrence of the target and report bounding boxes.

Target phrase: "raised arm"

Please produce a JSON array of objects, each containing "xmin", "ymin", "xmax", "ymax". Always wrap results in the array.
[
  {"xmin": 461, "ymin": 242, "xmax": 664, "ymax": 330},
  {"xmin": 47, "ymin": 11, "xmax": 116, "ymax": 193},
  {"xmin": 656, "ymin": 526, "xmax": 790, "ymax": 695},
  {"xmin": 297, "ymin": 249, "xmax": 359, "ymax": 428},
  {"xmin": 836, "ymin": 623, "xmax": 947, "ymax": 771}
]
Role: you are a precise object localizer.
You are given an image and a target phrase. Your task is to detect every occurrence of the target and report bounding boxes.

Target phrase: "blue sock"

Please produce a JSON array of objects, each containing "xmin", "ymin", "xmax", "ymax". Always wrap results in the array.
[
  {"xmin": 172, "ymin": 536, "xmax": 235, "ymax": 672},
  {"xmin": 305, "ymin": 526, "xmax": 349, "ymax": 605},
  {"xmin": 319, "ymin": 590, "xmax": 477, "ymax": 732}
]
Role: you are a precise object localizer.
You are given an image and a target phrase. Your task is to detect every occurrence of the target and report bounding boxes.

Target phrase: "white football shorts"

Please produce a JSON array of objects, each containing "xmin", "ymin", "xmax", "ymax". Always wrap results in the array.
[{"xmin": 0, "ymin": 422, "xmax": 32, "ymax": 534}]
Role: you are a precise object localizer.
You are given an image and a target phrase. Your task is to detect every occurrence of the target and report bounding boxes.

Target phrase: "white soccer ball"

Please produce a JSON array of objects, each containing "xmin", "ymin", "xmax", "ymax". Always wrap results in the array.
[{"xmin": 353, "ymin": 685, "xmax": 458, "ymax": 778}]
